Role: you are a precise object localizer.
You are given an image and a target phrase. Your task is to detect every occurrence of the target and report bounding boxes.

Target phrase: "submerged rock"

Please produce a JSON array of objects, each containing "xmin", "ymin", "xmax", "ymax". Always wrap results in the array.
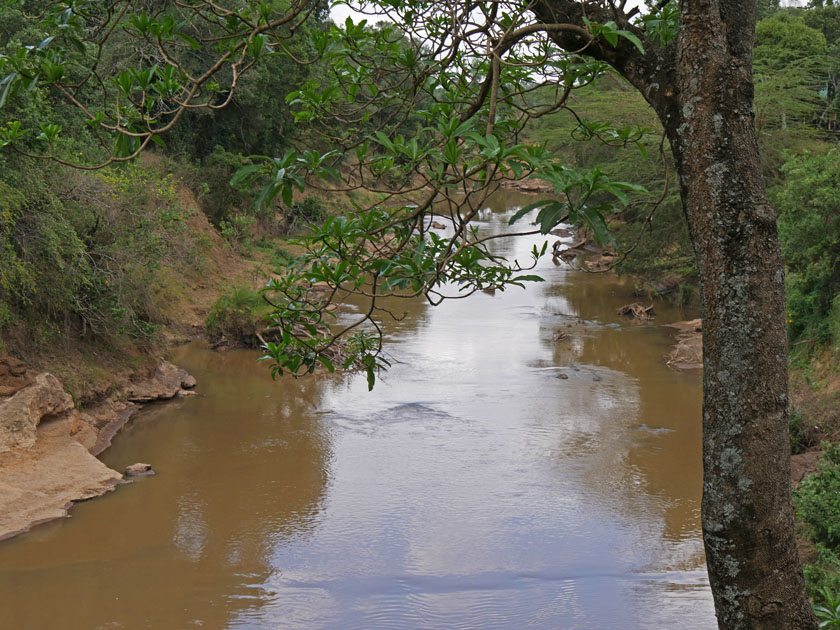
[{"xmin": 125, "ymin": 463, "xmax": 155, "ymax": 478}]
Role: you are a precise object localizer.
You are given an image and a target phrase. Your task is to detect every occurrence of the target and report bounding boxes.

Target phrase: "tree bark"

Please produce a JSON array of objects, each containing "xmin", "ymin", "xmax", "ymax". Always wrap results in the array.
[
  {"xmin": 665, "ymin": 2, "xmax": 816, "ymax": 627},
  {"xmin": 531, "ymin": 0, "xmax": 818, "ymax": 626}
]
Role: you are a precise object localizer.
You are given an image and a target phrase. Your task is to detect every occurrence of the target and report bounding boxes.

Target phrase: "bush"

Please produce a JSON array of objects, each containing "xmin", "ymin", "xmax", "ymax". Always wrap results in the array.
[
  {"xmin": 205, "ymin": 286, "xmax": 271, "ymax": 345},
  {"xmin": 795, "ymin": 444, "xmax": 840, "ymax": 602},
  {"xmin": 0, "ymin": 159, "xmax": 206, "ymax": 343},
  {"xmin": 796, "ymin": 443, "xmax": 840, "ymax": 549}
]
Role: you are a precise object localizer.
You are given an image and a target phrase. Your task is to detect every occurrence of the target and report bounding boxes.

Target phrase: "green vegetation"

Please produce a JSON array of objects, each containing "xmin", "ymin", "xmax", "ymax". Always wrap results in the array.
[
  {"xmin": 0, "ymin": 0, "xmax": 337, "ymax": 362},
  {"xmin": 205, "ymin": 286, "xmax": 272, "ymax": 345},
  {"xmin": 797, "ymin": 445, "xmax": 840, "ymax": 604},
  {"xmin": 2, "ymin": 0, "xmax": 840, "ymax": 622},
  {"xmin": 0, "ymin": 155, "xmax": 203, "ymax": 344},
  {"xmin": 773, "ymin": 149, "xmax": 840, "ymax": 348}
]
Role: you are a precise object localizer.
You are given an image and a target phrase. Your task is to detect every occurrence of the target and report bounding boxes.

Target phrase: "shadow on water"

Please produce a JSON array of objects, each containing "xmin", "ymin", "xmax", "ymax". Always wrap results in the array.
[{"xmin": 0, "ymin": 190, "xmax": 714, "ymax": 629}]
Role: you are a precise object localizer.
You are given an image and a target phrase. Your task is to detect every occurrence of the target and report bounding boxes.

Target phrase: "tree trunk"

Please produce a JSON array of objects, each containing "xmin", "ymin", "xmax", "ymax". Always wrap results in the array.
[
  {"xmin": 531, "ymin": 0, "xmax": 818, "ymax": 625},
  {"xmin": 662, "ymin": 2, "xmax": 817, "ymax": 626}
]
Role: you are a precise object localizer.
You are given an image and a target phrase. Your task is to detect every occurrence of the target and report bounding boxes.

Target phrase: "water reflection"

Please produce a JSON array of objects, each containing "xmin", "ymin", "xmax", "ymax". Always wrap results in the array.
[
  {"xmin": 0, "ymin": 191, "xmax": 714, "ymax": 629},
  {"xmin": 0, "ymin": 349, "xmax": 331, "ymax": 629}
]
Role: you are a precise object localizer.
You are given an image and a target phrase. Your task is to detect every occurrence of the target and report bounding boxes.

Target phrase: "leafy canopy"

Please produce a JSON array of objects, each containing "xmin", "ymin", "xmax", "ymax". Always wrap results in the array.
[{"xmin": 0, "ymin": 0, "xmax": 678, "ymax": 386}]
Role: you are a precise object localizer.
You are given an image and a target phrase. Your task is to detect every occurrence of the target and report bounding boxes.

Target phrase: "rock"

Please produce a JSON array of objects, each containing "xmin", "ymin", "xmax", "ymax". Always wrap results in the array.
[
  {"xmin": 0, "ymin": 356, "xmax": 35, "ymax": 398},
  {"xmin": 550, "ymin": 228, "xmax": 574, "ymax": 238},
  {"xmin": 500, "ymin": 178, "xmax": 554, "ymax": 194},
  {"xmin": 593, "ymin": 375, "xmax": 603, "ymax": 382},
  {"xmin": 666, "ymin": 319, "xmax": 703, "ymax": 370},
  {"xmin": 0, "ymin": 420, "xmax": 123, "ymax": 541},
  {"xmin": 79, "ymin": 399, "xmax": 139, "ymax": 456},
  {"xmin": 556, "ymin": 373, "xmax": 569, "ymax": 379},
  {"xmin": 0, "ymin": 360, "xmax": 191, "ymax": 541},
  {"xmin": 582, "ymin": 255, "xmax": 615, "ymax": 271},
  {"xmin": 125, "ymin": 360, "xmax": 197, "ymax": 403},
  {"xmin": 0, "ymin": 373, "xmax": 75, "ymax": 453},
  {"xmin": 655, "ymin": 276, "xmax": 681, "ymax": 297},
  {"xmin": 0, "ymin": 356, "xmax": 27, "ymax": 377},
  {"xmin": 125, "ymin": 463, "xmax": 155, "ymax": 478}
]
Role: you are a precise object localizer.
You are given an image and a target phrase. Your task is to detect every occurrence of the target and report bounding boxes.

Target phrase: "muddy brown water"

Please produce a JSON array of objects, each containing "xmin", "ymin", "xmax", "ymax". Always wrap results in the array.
[{"xmin": 0, "ymin": 192, "xmax": 715, "ymax": 629}]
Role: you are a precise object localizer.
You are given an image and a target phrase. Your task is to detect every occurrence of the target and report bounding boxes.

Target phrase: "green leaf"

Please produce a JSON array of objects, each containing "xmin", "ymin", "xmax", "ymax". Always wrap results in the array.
[
  {"xmin": 230, "ymin": 163, "xmax": 263, "ymax": 187},
  {"xmin": 580, "ymin": 205, "xmax": 615, "ymax": 246},
  {"xmin": 176, "ymin": 32, "xmax": 201, "ymax": 50},
  {"xmin": 0, "ymin": 73, "xmax": 17, "ymax": 109},
  {"xmin": 616, "ymin": 30, "xmax": 646, "ymax": 55},
  {"xmin": 281, "ymin": 183, "xmax": 293, "ymax": 206},
  {"xmin": 508, "ymin": 199, "xmax": 553, "ymax": 225},
  {"xmin": 536, "ymin": 201, "xmax": 569, "ymax": 234}
]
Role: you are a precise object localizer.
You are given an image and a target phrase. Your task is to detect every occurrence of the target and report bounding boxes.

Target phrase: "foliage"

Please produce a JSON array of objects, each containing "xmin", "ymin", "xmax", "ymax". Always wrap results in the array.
[
  {"xmin": 0, "ymin": 155, "xmax": 203, "ymax": 343},
  {"xmin": 796, "ymin": 445, "xmax": 840, "ymax": 605},
  {"xmin": 814, "ymin": 585, "xmax": 840, "ymax": 628},
  {"xmin": 754, "ymin": 13, "xmax": 831, "ymax": 134},
  {"xmin": 756, "ymin": 13, "xmax": 828, "ymax": 62},
  {"xmin": 797, "ymin": 444, "xmax": 840, "ymax": 550},
  {"xmin": 0, "ymin": 0, "xmax": 330, "ymax": 165},
  {"xmin": 205, "ymin": 285, "xmax": 271, "ymax": 344},
  {"xmin": 523, "ymin": 80, "xmax": 693, "ymax": 287},
  {"xmin": 773, "ymin": 149, "xmax": 840, "ymax": 347},
  {"xmin": 803, "ymin": 5, "xmax": 840, "ymax": 45}
]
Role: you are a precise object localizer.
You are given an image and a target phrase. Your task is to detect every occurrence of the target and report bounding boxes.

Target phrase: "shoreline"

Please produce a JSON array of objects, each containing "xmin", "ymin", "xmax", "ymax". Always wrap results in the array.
[{"xmin": 0, "ymin": 359, "xmax": 196, "ymax": 542}]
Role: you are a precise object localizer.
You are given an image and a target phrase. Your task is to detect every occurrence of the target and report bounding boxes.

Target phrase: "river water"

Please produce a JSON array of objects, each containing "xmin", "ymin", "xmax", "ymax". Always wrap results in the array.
[{"xmin": 0, "ymin": 192, "xmax": 715, "ymax": 629}]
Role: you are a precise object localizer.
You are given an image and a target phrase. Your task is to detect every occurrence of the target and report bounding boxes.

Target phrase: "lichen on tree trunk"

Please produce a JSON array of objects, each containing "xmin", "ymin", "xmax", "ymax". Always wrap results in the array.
[{"xmin": 533, "ymin": 0, "xmax": 818, "ymax": 625}]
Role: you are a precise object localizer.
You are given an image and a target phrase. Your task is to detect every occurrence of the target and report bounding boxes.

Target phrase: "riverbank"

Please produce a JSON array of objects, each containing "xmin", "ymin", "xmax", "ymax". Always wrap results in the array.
[
  {"xmin": 659, "ymin": 319, "xmax": 839, "ymax": 484},
  {"xmin": 0, "ymin": 158, "xmax": 288, "ymax": 541},
  {"xmin": 0, "ymin": 359, "xmax": 197, "ymax": 540}
]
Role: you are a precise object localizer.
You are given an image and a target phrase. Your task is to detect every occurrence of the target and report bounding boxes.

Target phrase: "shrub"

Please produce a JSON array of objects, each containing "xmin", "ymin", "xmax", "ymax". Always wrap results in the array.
[
  {"xmin": 796, "ymin": 443, "xmax": 840, "ymax": 549},
  {"xmin": 205, "ymin": 286, "xmax": 271, "ymax": 344},
  {"xmin": 795, "ymin": 444, "xmax": 840, "ymax": 602}
]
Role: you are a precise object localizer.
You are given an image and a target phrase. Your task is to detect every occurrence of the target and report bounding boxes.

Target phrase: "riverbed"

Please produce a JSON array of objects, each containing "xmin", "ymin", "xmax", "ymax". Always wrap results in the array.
[{"xmin": 0, "ymin": 192, "xmax": 715, "ymax": 629}]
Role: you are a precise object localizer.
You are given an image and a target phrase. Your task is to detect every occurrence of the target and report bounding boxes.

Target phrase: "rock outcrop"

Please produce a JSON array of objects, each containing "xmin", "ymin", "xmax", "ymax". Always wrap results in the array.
[
  {"xmin": 0, "ymin": 359, "xmax": 196, "ymax": 541},
  {"xmin": 0, "ymin": 373, "xmax": 74, "ymax": 453},
  {"xmin": 0, "ymin": 418, "xmax": 123, "ymax": 541},
  {"xmin": 125, "ymin": 360, "xmax": 197, "ymax": 403}
]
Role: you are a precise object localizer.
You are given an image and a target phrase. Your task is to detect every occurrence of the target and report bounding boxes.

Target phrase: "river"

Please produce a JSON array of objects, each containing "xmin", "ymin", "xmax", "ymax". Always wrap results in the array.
[{"xmin": 0, "ymin": 191, "xmax": 715, "ymax": 629}]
